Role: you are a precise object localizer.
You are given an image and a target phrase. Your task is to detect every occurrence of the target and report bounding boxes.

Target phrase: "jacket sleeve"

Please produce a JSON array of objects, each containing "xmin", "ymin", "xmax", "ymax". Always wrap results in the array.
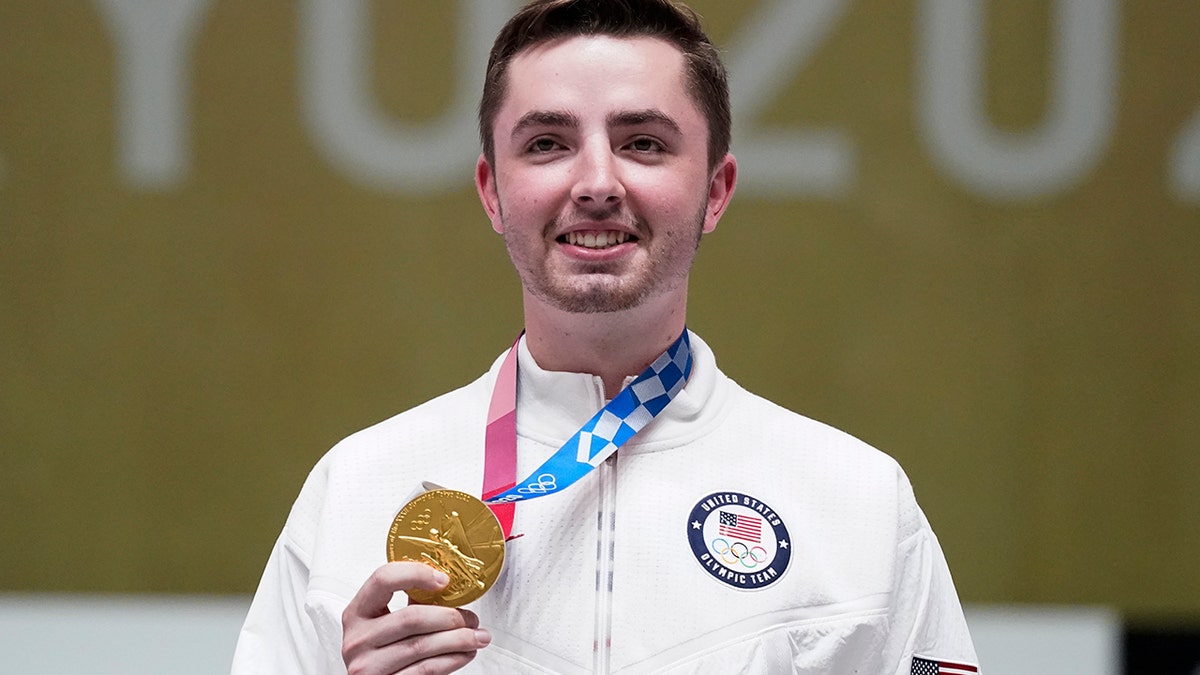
[
  {"xmin": 885, "ymin": 475, "xmax": 980, "ymax": 675},
  {"xmin": 231, "ymin": 459, "xmax": 346, "ymax": 674}
]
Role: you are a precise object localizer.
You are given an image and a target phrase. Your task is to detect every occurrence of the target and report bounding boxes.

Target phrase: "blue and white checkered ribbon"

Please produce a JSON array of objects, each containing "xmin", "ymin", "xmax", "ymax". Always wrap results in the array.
[{"xmin": 484, "ymin": 330, "xmax": 693, "ymax": 504}]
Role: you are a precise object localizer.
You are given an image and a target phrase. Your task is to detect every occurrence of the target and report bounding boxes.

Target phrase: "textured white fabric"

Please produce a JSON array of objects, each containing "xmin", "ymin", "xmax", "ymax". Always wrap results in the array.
[{"xmin": 232, "ymin": 333, "xmax": 978, "ymax": 674}]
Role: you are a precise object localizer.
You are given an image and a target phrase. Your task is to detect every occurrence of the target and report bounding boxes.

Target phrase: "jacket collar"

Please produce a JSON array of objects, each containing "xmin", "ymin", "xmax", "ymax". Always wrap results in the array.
[{"xmin": 506, "ymin": 331, "xmax": 724, "ymax": 450}]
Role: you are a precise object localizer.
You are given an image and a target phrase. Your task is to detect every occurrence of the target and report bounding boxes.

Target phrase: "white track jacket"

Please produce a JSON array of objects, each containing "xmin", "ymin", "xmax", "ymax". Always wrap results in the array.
[{"xmin": 233, "ymin": 333, "xmax": 978, "ymax": 674}]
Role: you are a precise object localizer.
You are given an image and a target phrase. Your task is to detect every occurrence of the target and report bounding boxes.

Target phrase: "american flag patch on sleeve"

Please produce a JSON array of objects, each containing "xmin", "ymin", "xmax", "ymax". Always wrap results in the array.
[{"xmin": 911, "ymin": 655, "xmax": 979, "ymax": 674}]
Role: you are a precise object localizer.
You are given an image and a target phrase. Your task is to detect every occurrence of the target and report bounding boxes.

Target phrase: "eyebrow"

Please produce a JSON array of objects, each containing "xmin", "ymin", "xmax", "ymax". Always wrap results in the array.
[
  {"xmin": 511, "ymin": 110, "xmax": 580, "ymax": 142},
  {"xmin": 607, "ymin": 109, "xmax": 682, "ymax": 135},
  {"xmin": 510, "ymin": 108, "xmax": 682, "ymax": 142}
]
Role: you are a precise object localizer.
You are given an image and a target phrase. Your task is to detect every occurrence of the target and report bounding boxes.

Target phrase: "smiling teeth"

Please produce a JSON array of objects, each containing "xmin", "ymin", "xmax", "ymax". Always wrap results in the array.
[{"xmin": 565, "ymin": 231, "xmax": 630, "ymax": 249}]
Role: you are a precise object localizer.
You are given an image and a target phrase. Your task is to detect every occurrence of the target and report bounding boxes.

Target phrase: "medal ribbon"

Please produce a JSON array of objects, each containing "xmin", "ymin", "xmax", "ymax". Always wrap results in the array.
[
  {"xmin": 482, "ymin": 330, "xmax": 694, "ymax": 536},
  {"xmin": 481, "ymin": 336, "xmax": 520, "ymax": 538}
]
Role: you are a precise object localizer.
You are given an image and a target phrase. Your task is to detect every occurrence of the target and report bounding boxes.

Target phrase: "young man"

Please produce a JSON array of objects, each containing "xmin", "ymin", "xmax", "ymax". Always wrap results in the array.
[{"xmin": 233, "ymin": 1, "xmax": 979, "ymax": 673}]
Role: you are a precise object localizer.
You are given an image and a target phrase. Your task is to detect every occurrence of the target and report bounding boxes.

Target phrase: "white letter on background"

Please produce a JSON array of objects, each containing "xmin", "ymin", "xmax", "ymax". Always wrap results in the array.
[
  {"xmin": 1170, "ymin": 108, "xmax": 1200, "ymax": 203},
  {"xmin": 917, "ymin": 0, "xmax": 1118, "ymax": 200},
  {"xmin": 94, "ymin": 0, "xmax": 212, "ymax": 189},
  {"xmin": 300, "ymin": 0, "xmax": 513, "ymax": 194},
  {"xmin": 725, "ymin": 0, "xmax": 854, "ymax": 197}
]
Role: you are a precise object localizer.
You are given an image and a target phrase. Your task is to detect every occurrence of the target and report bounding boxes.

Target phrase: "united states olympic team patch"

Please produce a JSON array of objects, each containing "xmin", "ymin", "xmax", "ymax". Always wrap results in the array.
[{"xmin": 687, "ymin": 491, "xmax": 791, "ymax": 590}]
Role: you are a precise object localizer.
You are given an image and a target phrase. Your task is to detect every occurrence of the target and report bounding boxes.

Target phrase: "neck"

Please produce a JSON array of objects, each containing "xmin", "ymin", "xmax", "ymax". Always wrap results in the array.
[{"xmin": 522, "ymin": 292, "xmax": 687, "ymax": 399}]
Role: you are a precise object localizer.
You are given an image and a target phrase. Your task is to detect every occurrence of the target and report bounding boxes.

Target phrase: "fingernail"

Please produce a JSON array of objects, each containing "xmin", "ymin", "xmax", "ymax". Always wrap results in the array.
[
  {"xmin": 475, "ymin": 628, "xmax": 492, "ymax": 647},
  {"xmin": 433, "ymin": 571, "xmax": 449, "ymax": 586}
]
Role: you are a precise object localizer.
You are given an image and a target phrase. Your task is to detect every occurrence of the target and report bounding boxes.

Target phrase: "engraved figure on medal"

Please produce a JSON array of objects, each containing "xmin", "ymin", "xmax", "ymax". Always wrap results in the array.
[{"xmin": 386, "ymin": 489, "xmax": 505, "ymax": 607}]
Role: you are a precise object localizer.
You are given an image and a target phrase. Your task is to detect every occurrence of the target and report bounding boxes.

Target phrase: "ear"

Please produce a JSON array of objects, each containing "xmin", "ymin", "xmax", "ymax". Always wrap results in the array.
[
  {"xmin": 701, "ymin": 153, "xmax": 737, "ymax": 234},
  {"xmin": 475, "ymin": 154, "xmax": 504, "ymax": 234}
]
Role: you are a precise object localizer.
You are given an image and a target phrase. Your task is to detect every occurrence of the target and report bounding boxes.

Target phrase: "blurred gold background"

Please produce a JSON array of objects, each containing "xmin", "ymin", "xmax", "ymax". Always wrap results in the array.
[{"xmin": 1, "ymin": 0, "xmax": 1196, "ymax": 626}]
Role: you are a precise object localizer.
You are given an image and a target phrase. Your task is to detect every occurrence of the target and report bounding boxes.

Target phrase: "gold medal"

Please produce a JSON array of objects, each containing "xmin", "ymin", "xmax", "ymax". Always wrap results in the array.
[{"xmin": 386, "ymin": 488, "xmax": 506, "ymax": 607}]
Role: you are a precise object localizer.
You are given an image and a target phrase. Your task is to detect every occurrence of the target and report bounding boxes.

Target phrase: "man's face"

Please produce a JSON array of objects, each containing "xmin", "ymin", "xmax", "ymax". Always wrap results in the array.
[{"xmin": 476, "ymin": 35, "xmax": 736, "ymax": 314}]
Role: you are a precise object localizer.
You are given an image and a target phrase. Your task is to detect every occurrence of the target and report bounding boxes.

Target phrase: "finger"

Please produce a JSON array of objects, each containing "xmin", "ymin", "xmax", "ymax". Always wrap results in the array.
[
  {"xmin": 457, "ymin": 609, "xmax": 480, "ymax": 630},
  {"xmin": 346, "ymin": 562, "xmax": 449, "ymax": 620},
  {"xmin": 345, "ymin": 623, "xmax": 489, "ymax": 675},
  {"xmin": 359, "ymin": 605, "xmax": 478, "ymax": 651},
  {"xmin": 397, "ymin": 649, "xmax": 480, "ymax": 675},
  {"xmin": 348, "ymin": 648, "xmax": 478, "ymax": 675},
  {"xmin": 377, "ymin": 626, "xmax": 490, "ymax": 674}
]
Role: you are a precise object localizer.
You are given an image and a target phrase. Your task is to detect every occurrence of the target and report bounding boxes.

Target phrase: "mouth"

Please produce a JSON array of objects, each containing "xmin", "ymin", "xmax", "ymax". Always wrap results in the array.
[{"xmin": 558, "ymin": 230, "xmax": 637, "ymax": 250}]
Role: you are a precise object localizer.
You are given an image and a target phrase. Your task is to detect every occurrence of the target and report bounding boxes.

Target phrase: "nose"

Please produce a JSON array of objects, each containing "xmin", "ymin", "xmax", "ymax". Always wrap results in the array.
[{"xmin": 570, "ymin": 142, "xmax": 625, "ymax": 207}]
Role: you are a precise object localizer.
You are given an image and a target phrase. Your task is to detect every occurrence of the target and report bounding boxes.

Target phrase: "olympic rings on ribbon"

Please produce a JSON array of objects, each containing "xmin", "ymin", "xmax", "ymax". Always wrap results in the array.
[
  {"xmin": 517, "ymin": 473, "xmax": 558, "ymax": 494},
  {"xmin": 710, "ymin": 538, "xmax": 770, "ymax": 569}
]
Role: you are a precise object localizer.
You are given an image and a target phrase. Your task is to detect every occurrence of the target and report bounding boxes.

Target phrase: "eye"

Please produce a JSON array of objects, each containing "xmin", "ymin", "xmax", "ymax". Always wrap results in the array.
[
  {"xmin": 627, "ymin": 137, "xmax": 664, "ymax": 153},
  {"xmin": 527, "ymin": 137, "xmax": 563, "ymax": 153}
]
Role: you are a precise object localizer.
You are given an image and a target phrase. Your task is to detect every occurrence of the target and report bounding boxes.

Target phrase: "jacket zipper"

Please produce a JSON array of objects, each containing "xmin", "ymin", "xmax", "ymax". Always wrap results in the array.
[{"xmin": 592, "ymin": 452, "xmax": 618, "ymax": 674}]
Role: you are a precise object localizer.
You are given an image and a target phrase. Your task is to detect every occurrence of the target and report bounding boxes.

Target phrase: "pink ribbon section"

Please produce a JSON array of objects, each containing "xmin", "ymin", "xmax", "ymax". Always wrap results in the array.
[{"xmin": 481, "ymin": 335, "xmax": 520, "ymax": 538}]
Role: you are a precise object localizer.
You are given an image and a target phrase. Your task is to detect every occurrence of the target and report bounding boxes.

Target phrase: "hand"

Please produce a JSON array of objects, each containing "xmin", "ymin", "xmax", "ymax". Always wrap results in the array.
[{"xmin": 342, "ymin": 562, "xmax": 492, "ymax": 675}]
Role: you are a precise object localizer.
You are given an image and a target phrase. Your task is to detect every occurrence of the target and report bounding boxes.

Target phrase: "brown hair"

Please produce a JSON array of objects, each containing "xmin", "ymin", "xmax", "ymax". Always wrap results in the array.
[{"xmin": 479, "ymin": 0, "xmax": 731, "ymax": 170}]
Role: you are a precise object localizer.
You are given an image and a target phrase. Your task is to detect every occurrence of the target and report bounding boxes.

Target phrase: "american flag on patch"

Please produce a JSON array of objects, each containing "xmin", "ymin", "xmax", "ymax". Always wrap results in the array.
[
  {"xmin": 718, "ymin": 511, "xmax": 761, "ymax": 543},
  {"xmin": 911, "ymin": 656, "xmax": 979, "ymax": 675}
]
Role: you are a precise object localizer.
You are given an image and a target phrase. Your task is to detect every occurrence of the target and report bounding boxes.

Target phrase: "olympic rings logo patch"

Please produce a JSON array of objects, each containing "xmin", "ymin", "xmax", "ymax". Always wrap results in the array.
[
  {"xmin": 686, "ymin": 491, "xmax": 791, "ymax": 591},
  {"xmin": 710, "ymin": 538, "xmax": 770, "ymax": 569}
]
